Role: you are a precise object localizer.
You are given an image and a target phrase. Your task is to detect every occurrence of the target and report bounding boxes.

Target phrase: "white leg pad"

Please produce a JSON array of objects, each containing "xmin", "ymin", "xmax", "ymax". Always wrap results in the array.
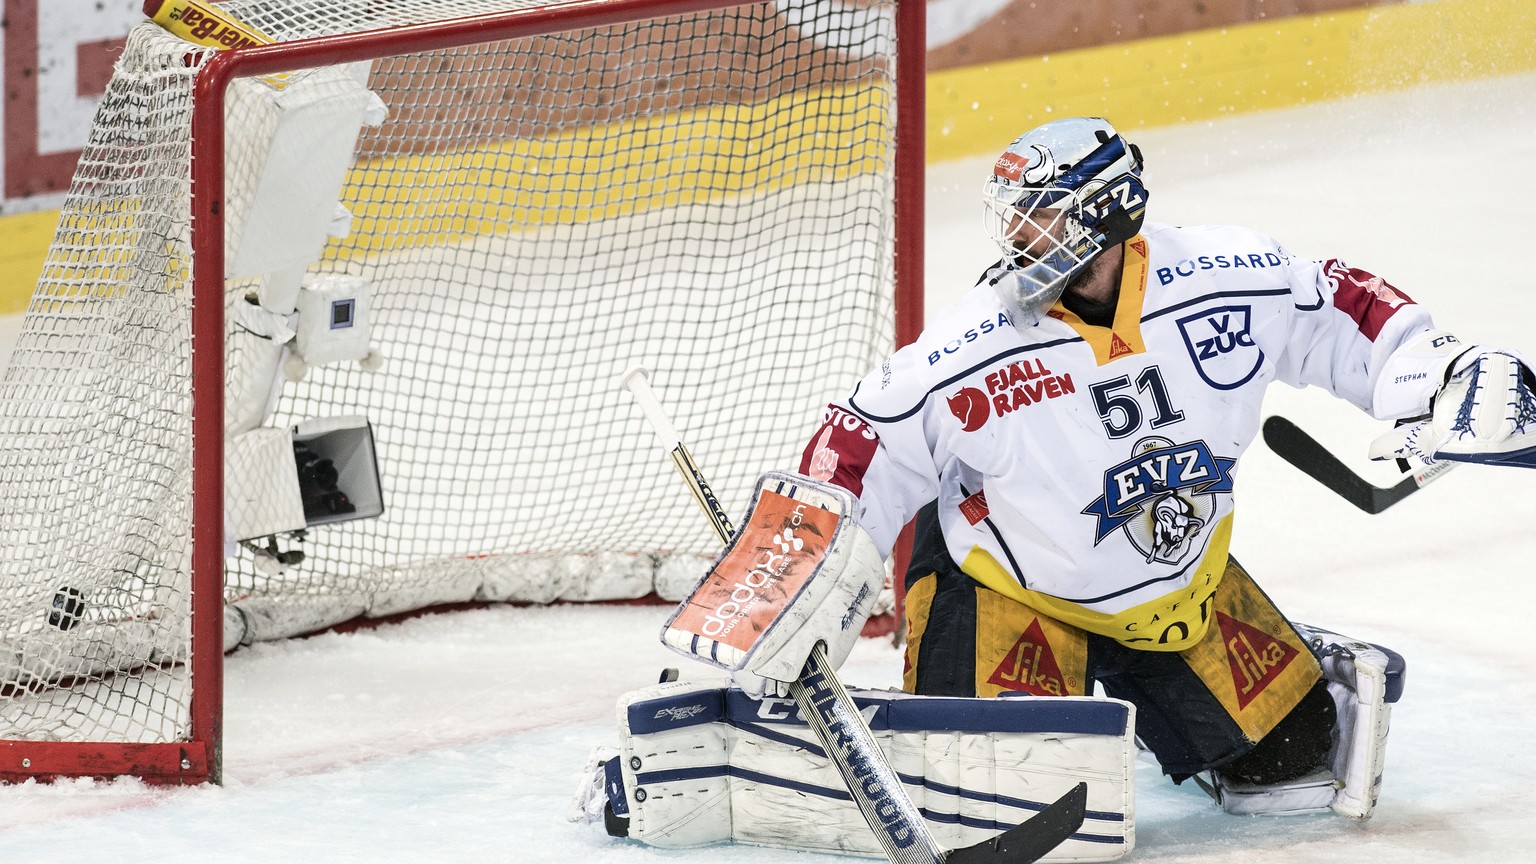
[
  {"xmin": 1314, "ymin": 629, "xmax": 1395, "ymax": 820},
  {"xmin": 577, "ymin": 680, "xmax": 1139, "ymax": 861},
  {"xmin": 1207, "ymin": 769, "xmax": 1338, "ymax": 816},
  {"xmin": 1205, "ymin": 625, "xmax": 1402, "ymax": 820}
]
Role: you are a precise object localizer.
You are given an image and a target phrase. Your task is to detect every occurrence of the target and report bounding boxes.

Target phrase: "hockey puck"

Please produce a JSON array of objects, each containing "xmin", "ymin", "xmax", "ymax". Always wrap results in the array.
[{"xmin": 48, "ymin": 586, "xmax": 86, "ymax": 631}]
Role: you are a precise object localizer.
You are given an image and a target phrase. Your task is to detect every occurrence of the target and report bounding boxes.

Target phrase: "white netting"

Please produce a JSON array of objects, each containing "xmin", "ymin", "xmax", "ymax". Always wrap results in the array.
[{"xmin": 0, "ymin": 0, "xmax": 900, "ymax": 750}]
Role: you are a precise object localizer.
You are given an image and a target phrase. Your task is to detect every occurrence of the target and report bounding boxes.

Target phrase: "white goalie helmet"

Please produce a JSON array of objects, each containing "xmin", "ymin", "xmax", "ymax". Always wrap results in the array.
[{"xmin": 983, "ymin": 117, "xmax": 1148, "ymax": 326}]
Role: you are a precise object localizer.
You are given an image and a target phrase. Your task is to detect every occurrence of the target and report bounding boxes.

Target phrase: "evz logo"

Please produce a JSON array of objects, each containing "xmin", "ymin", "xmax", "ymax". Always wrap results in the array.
[
  {"xmin": 1084, "ymin": 176, "xmax": 1146, "ymax": 220},
  {"xmin": 1082, "ymin": 437, "xmax": 1236, "ymax": 564},
  {"xmin": 1176, "ymin": 306, "xmax": 1264, "ymax": 390}
]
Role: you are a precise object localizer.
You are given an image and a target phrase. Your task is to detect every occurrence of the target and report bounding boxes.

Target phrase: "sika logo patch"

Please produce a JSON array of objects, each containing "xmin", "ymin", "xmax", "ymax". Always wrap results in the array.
[
  {"xmin": 1109, "ymin": 332, "xmax": 1134, "ymax": 360},
  {"xmin": 987, "ymin": 619, "xmax": 1069, "ymax": 696},
  {"xmin": 1217, "ymin": 612, "xmax": 1299, "ymax": 710}
]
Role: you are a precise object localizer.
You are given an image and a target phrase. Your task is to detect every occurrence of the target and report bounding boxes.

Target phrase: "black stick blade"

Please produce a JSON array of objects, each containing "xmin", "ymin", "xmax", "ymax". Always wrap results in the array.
[
  {"xmin": 1261, "ymin": 416, "xmax": 1384, "ymax": 512},
  {"xmin": 1262, "ymin": 416, "xmax": 1460, "ymax": 513},
  {"xmin": 944, "ymin": 782, "xmax": 1088, "ymax": 864}
]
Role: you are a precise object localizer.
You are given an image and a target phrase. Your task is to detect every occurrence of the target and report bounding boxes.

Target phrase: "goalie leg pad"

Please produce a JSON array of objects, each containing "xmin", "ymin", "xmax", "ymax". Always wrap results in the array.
[
  {"xmin": 1202, "ymin": 768, "xmax": 1339, "ymax": 816},
  {"xmin": 1306, "ymin": 624, "xmax": 1403, "ymax": 820},
  {"xmin": 579, "ymin": 680, "xmax": 1139, "ymax": 861},
  {"xmin": 1204, "ymin": 624, "xmax": 1404, "ymax": 820}
]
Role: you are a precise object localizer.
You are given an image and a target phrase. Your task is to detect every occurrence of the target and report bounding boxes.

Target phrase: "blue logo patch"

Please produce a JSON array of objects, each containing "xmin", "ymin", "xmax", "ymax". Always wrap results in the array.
[
  {"xmin": 1176, "ymin": 306, "xmax": 1265, "ymax": 390},
  {"xmin": 1082, "ymin": 439, "xmax": 1236, "ymax": 563}
]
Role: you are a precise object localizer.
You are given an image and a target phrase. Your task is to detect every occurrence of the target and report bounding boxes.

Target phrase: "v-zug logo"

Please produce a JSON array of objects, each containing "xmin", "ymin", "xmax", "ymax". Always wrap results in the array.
[
  {"xmin": 1176, "ymin": 306, "xmax": 1265, "ymax": 390},
  {"xmin": 1082, "ymin": 437, "xmax": 1236, "ymax": 564}
]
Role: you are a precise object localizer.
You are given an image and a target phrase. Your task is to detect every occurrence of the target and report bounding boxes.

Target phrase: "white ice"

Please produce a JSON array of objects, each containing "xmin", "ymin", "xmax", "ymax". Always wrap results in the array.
[{"xmin": 2, "ymin": 72, "xmax": 1535, "ymax": 863}]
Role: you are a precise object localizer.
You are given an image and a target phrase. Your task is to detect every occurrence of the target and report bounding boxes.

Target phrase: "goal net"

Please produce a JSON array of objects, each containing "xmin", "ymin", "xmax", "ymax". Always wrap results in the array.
[{"xmin": 0, "ymin": 0, "xmax": 919, "ymax": 782}]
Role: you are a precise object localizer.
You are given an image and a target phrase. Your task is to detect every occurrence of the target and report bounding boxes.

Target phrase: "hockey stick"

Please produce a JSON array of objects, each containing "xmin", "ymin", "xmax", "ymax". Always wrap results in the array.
[
  {"xmin": 621, "ymin": 366, "xmax": 1087, "ymax": 864},
  {"xmin": 1261, "ymin": 415, "xmax": 1457, "ymax": 514}
]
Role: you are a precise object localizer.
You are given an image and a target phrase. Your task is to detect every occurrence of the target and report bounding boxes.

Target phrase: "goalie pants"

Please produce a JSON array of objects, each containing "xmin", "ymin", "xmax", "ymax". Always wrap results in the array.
[{"xmin": 902, "ymin": 503, "xmax": 1335, "ymax": 782}]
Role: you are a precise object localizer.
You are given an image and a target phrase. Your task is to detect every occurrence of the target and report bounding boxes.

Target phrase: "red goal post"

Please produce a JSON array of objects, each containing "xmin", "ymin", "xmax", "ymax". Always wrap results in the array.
[{"xmin": 0, "ymin": 0, "xmax": 923, "ymax": 785}]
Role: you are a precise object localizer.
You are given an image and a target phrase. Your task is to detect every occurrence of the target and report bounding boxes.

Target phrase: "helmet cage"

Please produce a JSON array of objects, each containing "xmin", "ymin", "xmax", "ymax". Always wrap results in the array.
[
  {"xmin": 982, "ymin": 179, "xmax": 1100, "ymax": 272},
  {"xmin": 982, "ymin": 180, "xmax": 1103, "ymax": 327},
  {"xmin": 981, "ymin": 120, "xmax": 1148, "ymax": 327}
]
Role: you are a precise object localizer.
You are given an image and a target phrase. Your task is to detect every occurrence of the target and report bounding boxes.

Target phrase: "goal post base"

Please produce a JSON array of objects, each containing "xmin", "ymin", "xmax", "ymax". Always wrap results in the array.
[{"xmin": 0, "ymin": 741, "xmax": 212, "ymax": 786}]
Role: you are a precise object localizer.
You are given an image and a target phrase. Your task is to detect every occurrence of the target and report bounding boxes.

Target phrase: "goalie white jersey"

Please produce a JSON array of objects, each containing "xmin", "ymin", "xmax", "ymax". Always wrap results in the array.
[{"xmin": 799, "ymin": 221, "xmax": 1452, "ymax": 650}]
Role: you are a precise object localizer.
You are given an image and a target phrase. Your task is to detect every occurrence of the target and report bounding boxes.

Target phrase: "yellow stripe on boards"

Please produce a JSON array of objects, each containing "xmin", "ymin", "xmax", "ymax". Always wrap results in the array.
[
  {"xmin": 0, "ymin": 210, "xmax": 62, "ymax": 315},
  {"xmin": 5, "ymin": 0, "xmax": 1533, "ymax": 310},
  {"xmin": 928, "ymin": 0, "xmax": 1536, "ymax": 161},
  {"xmin": 335, "ymin": 83, "xmax": 894, "ymax": 256}
]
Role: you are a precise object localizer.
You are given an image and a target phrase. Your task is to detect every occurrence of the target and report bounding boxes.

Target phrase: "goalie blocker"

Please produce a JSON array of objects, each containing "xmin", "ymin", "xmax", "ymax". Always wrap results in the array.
[
  {"xmin": 660, "ymin": 471, "xmax": 886, "ymax": 698},
  {"xmin": 572, "ymin": 680, "xmax": 1137, "ymax": 861}
]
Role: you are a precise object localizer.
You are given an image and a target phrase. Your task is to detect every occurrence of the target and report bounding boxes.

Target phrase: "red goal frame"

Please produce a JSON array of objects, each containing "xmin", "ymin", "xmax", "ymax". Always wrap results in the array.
[{"xmin": 0, "ymin": 0, "xmax": 923, "ymax": 786}]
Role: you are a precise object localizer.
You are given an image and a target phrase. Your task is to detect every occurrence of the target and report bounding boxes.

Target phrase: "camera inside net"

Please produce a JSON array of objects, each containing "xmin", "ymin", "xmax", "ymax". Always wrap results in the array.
[{"xmin": 293, "ymin": 440, "xmax": 356, "ymax": 519}]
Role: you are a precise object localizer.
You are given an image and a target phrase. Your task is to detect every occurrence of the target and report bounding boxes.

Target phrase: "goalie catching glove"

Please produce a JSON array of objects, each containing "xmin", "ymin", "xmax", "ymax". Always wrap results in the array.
[
  {"xmin": 660, "ymin": 471, "xmax": 885, "ymax": 699},
  {"xmin": 1370, "ymin": 338, "xmax": 1536, "ymax": 469}
]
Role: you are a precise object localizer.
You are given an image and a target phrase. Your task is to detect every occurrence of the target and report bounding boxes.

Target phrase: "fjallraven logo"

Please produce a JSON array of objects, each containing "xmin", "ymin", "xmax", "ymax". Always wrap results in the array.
[
  {"xmin": 947, "ymin": 358, "xmax": 1076, "ymax": 431},
  {"xmin": 947, "ymin": 387, "xmax": 990, "ymax": 432}
]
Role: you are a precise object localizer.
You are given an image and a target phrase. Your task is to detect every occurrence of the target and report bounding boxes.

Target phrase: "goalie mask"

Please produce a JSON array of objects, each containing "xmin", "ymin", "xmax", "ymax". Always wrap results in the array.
[{"xmin": 983, "ymin": 117, "xmax": 1148, "ymax": 327}]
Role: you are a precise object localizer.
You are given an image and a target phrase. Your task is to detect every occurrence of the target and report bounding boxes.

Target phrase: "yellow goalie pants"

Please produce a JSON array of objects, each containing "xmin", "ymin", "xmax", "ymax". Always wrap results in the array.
[{"xmin": 903, "ymin": 551, "xmax": 1323, "ymax": 778}]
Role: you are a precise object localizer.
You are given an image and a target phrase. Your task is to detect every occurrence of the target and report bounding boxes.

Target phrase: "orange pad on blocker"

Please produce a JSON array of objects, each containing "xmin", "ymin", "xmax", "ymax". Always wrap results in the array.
[{"xmin": 665, "ymin": 488, "xmax": 843, "ymax": 667}]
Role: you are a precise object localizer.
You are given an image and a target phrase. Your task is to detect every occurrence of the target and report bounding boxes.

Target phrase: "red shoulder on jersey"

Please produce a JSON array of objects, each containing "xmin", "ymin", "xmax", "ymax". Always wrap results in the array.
[
  {"xmin": 1324, "ymin": 259, "xmax": 1415, "ymax": 341},
  {"xmin": 798, "ymin": 405, "xmax": 880, "ymax": 497}
]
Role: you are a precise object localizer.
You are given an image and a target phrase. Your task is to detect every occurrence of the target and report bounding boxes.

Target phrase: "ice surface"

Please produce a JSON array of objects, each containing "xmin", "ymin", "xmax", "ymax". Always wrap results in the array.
[{"xmin": 2, "ymin": 72, "xmax": 1535, "ymax": 863}]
